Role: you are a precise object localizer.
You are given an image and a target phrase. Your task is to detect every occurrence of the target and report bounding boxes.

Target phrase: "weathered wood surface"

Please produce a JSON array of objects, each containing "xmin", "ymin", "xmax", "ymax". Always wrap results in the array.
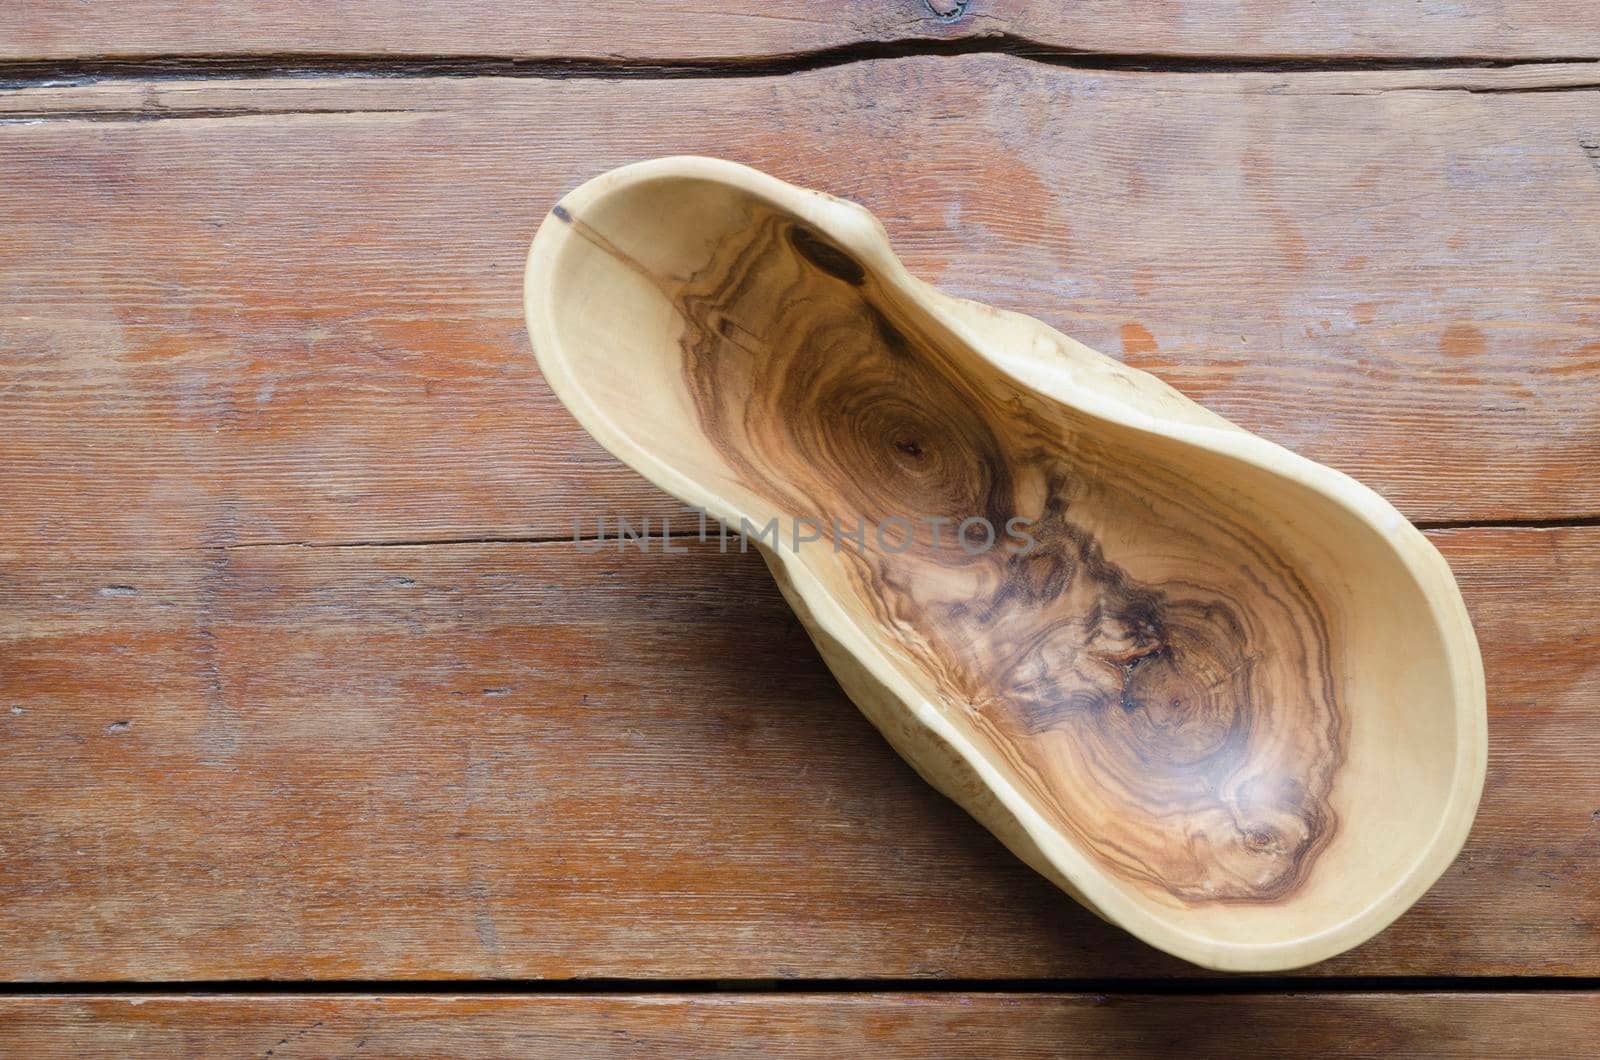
[
  {"xmin": 3, "ymin": 29, "xmax": 1599, "ymax": 999},
  {"xmin": 0, "ymin": 527, "xmax": 1593, "ymax": 980},
  {"xmin": 3, "ymin": 1, "xmax": 1599, "ymax": 63},
  {"xmin": 3, "ymin": 60, "xmax": 1600, "ymax": 554},
  {"xmin": 2, "ymin": 993, "xmax": 1598, "ymax": 1057}
]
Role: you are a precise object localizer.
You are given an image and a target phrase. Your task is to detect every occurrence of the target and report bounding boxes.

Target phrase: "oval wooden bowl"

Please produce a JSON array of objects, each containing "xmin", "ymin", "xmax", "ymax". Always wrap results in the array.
[{"xmin": 523, "ymin": 156, "xmax": 1486, "ymax": 971}]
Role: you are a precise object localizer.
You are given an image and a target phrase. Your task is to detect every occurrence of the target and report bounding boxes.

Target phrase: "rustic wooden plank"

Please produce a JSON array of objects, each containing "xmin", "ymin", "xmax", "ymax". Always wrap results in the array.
[
  {"xmin": 0, "ymin": 526, "xmax": 1593, "ymax": 979},
  {"xmin": 3, "ymin": 61, "xmax": 1598, "ymax": 549},
  {"xmin": 1, "ymin": 993, "xmax": 1597, "ymax": 1057},
  {"xmin": 2, "ymin": 0, "xmax": 1598, "ymax": 62}
]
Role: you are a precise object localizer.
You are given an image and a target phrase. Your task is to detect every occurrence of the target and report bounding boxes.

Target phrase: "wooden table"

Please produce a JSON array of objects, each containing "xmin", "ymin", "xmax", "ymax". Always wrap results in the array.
[{"xmin": 3, "ymin": 3, "xmax": 1598, "ymax": 1055}]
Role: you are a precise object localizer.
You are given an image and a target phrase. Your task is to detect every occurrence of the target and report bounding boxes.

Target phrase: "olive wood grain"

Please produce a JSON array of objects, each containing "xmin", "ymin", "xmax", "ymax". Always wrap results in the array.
[{"xmin": 524, "ymin": 158, "xmax": 1486, "ymax": 970}]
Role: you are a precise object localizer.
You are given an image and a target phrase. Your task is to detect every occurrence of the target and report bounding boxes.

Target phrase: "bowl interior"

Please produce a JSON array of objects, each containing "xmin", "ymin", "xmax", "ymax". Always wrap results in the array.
[{"xmin": 531, "ymin": 170, "xmax": 1469, "ymax": 958}]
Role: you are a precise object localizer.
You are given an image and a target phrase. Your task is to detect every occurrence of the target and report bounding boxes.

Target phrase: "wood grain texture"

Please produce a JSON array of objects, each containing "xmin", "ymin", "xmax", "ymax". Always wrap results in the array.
[
  {"xmin": 0, "ymin": 527, "xmax": 1591, "ymax": 980},
  {"xmin": 533, "ymin": 158, "xmax": 1478, "ymax": 973},
  {"xmin": 1, "ymin": 993, "xmax": 1598, "ymax": 1058},
  {"xmin": 1, "ymin": 46, "xmax": 1596, "ymax": 989},
  {"xmin": 2, "ymin": 0, "xmax": 1599, "ymax": 62},
  {"xmin": 3, "ymin": 59, "xmax": 1598, "ymax": 554}
]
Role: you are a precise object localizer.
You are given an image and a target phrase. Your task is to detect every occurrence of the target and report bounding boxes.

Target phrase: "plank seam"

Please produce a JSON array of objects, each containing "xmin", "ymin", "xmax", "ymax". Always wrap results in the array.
[
  {"xmin": 0, "ymin": 977, "xmax": 1597, "ymax": 997},
  {"xmin": 146, "ymin": 516, "xmax": 1600, "ymax": 552},
  {"xmin": 3, "ymin": 40, "xmax": 1600, "ymax": 91},
  {"xmin": 0, "ymin": 105, "xmax": 430, "ymax": 124}
]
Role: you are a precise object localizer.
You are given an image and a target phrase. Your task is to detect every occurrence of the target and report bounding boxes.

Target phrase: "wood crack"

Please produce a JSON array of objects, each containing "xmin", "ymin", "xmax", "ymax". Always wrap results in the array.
[
  {"xmin": 0, "ymin": 105, "xmax": 426, "ymax": 124},
  {"xmin": 180, "ymin": 529, "xmax": 711, "ymax": 552},
  {"xmin": 2, "ymin": 40, "xmax": 1599, "ymax": 92},
  {"xmin": 1415, "ymin": 515, "xmax": 1600, "ymax": 531}
]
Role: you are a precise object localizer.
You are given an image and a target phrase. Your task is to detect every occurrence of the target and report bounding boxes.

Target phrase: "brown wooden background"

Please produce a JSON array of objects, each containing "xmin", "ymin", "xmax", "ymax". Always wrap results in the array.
[{"xmin": 2, "ymin": 2, "xmax": 1598, "ymax": 1055}]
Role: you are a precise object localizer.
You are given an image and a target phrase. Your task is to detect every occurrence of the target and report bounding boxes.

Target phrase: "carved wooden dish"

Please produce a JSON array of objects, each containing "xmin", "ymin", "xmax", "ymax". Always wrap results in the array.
[{"xmin": 523, "ymin": 156, "xmax": 1487, "ymax": 971}]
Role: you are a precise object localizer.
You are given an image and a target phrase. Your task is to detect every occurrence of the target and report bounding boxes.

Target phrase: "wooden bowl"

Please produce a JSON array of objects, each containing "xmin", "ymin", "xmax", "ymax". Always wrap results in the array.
[{"xmin": 523, "ymin": 156, "xmax": 1486, "ymax": 971}]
